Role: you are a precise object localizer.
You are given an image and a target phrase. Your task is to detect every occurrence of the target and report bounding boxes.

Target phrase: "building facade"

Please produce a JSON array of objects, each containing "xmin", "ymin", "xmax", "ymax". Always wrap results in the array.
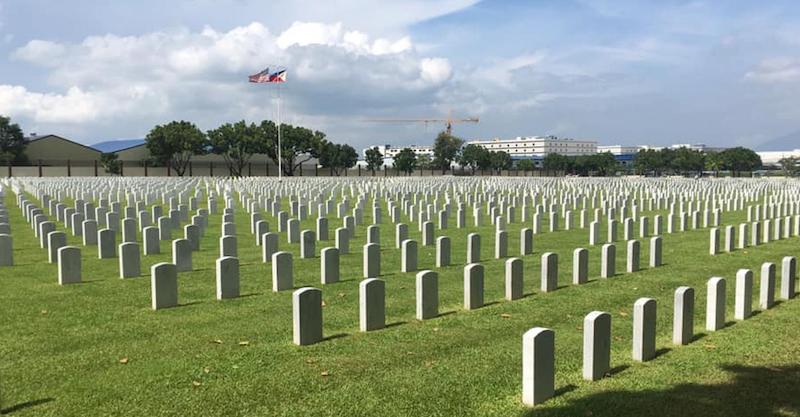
[
  {"xmin": 361, "ymin": 144, "xmax": 434, "ymax": 167},
  {"xmin": 757, "ymin": 149, "xmax": 800, "ymax": 166},
  {"xmin": 466, "ymin": 136, "xmax": 597, "ymax": 158},
  {"xmin": 25, "ymin": 135, "xmax": 102, "ymax": 162}
]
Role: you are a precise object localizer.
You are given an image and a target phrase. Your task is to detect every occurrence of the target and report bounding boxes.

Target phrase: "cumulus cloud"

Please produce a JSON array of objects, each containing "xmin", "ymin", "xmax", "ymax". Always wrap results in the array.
[
  {"xmin": 13, "ymin": 39, "xmax": 66, "ymax": 64},
  {"xmin": 419, "ymin": 58, "xmax": 452, "ymax": 84},
  {"xmin": 1, "ymin": 21, "xmax": 454, "ymax": 142},
  {"xmin": 277, "ymin": 22, "xmax": 342, "ymax": 49},
  {"xmin": 0, "ymin": 85, "xmax": 101, "ymax": 123}
]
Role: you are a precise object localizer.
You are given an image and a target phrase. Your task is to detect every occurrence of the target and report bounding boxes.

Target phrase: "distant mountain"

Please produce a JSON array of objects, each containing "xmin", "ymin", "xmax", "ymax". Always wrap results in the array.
[
  {"xmin": 757, "ymin": 131, "xmax": 800, "ymax": 151},
  {"xmin": 91, "ymin": 139, "xmax": 145, "ymax": 153}
]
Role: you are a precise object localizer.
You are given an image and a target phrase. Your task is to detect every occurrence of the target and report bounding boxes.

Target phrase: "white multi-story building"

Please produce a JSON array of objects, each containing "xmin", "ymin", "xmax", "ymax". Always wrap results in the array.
[
  {"xmin": 668, "ymin": 143, "xmax": 728, "ymax": 153},
  {"xmin": 361, "ymin": 144, "xmax": 434, "ymax": 166},
  {"xmin": 597, "ymin": 145, "xmax": 645, "ymax": 155},
  {"xmin": 757, "ymin": 149, "xmax": 800, "ymax": 166},
  {"xmin": 466, "ymin": 136, "xmax": 597, "ymax": 158}
]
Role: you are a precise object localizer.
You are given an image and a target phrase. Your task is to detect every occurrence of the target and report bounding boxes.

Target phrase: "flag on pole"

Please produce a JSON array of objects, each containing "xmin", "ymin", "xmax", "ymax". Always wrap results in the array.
[
  {"xmin": 249, "ymin": 67, "xmax": 287, "ymax": 83},
  {"xmin": 248, "ymin": 65, "xmax": 287, "ymax": 179},
  {"xmin": 248, "ymin": 67, "xmax": 271, "ymax": 83},
  {"xmin": 268, "ymin": 68, "xmax": 287, "ymax": 83}
]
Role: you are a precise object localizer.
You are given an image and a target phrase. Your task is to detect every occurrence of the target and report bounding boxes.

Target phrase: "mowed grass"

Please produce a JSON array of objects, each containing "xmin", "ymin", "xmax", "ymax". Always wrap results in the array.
[{"xmin": 1, "ymin": 187, "xmax": 799, "ymax": 417}]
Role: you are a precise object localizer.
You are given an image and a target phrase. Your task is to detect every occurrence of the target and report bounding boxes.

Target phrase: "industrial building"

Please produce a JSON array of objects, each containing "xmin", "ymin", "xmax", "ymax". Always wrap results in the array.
[
  {"xmin": 467, "ymin": 136, "xmax": 597, "ymax": 158},
  {"xmin": 360, "ymin": 144, "xmax": 434, "ymax": 167},
  {"xmin": 25, "ymin": 135, "xmax": 102, "ymax": 162}
]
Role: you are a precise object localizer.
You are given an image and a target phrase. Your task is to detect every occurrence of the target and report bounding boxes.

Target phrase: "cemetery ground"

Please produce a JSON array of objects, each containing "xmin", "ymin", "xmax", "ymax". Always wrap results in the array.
[{"xmin": 1, "ymin": 183, "xmax": 799, "ymax": 417}]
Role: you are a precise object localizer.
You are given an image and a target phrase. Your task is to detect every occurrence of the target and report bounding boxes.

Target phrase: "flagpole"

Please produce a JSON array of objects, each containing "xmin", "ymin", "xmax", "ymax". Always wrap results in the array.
[{"xmin": 277, "ymin": 82, "xmax": 282, "ymax": 181}]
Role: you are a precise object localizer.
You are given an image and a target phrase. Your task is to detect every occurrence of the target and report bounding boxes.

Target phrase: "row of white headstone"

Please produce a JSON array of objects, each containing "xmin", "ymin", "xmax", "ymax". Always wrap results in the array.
[
  {"xmin": 0, "ymin": 187, "xmax": 11, "ymax": 266},
  {"xmin": 521, "ymin": 256, "xmax": 797, "ymax": 406},
  {"xmin": 709, "ymin": 217, "xmax": 800, "ymax": 255}
]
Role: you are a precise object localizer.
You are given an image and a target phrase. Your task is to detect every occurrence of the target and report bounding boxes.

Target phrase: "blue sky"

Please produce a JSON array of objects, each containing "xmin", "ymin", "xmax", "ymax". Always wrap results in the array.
[{"xmin": 1, "ymin": 0, "xmax": 799, "ymax": 149}]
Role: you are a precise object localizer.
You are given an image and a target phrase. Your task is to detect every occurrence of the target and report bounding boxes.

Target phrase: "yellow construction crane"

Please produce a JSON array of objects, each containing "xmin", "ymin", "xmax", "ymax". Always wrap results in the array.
[{"xmin": 365, "ymin": 111, "xmax": 479, "ymax": 135}]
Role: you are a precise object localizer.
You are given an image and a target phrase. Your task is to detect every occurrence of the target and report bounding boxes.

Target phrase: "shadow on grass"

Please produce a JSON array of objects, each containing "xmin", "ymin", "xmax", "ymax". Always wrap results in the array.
[
  {"xmin": 606, "ymin": 364, "xmax": 629, "ymax": 377},
  {"xmin": 521, "ymin": 365, "xmax": 800, "ymax": 417},
  {"xmin": 385, "ymin": 321, "xmax": 407, "ymax": 329},
  {"xmin": 1, "ymin": 398, "xmax": 54, "ymax": 414},
  {"xmin": 322, "ymin": 333, "xmax": 349, "ymax": 342},
  {"xmin": 239, "ymin": 292, "xmax": 263, "ymax": 298},
  {"xmin": 176, "ymin": 300, "xmax": 204, "ymax": 308},
  {"xmin": 553, "ymin": 384, "xmax": 577, "ymax": 397},
  {"xmin": 654, "ymin": 347, "xmax": 671, "ymax": 359}
]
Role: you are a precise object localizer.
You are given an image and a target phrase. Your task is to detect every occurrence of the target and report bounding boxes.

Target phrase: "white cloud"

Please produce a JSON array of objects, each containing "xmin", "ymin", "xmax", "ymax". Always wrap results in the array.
[
  {"xmin": 0, "ymin": 85, "xmax": 102, "ymax": 123},
  {"xmin": 419, "ymin": 58, "xmax": 452, "ymax": 84},
  {"xmin": 1, "ymin": 21, "xmax": 454, "ymax": 143},
  {"xmin": 13, "ymin": 40, "xmax": 67, "ymax": 65},
  {"xmin": 277, "ymin": 21, "xmax": 342, "ymax": 49},
  {"xmin": 277, "ymin": 22, "xmax": 412, "ymax": 56}
]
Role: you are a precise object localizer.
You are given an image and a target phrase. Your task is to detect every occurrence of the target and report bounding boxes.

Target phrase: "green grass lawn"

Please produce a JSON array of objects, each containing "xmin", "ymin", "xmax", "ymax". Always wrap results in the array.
[{"xmin": 1, "ymin": 186, "xmax": 799, "ymax": 417}]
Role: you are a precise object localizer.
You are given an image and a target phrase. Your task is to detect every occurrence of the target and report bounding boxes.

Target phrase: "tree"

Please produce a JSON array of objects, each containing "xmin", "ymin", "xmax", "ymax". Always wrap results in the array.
[
  {"xmin": 719, "ymin": 147, "xmax": 762, "ymax": 176},
  {"xmin": 259, "ymin": 121, "xmax": 327, "ymax": 176},
  {"xmin": 432, "ymin": 131, "xmax": 464, "ymax": 173},
  {"xmin": 459, "ymin": 144, "xmax": 488, "ymax": 172},
  {"xmin": 393, "ymin": 148, "xmax": 418, "ymax": 174},
  {"xmin": 593, "ymin": 152, "xmax": 619, "ymax": 176},
  {"xmin": 365, "ymin": 147, "xmax": 384, "ymax": 173},
  {"xmin": 145, "ymin": 121, "xmax": 207, "ymax": 176},
  {"xmin": 0, "ymin": 115, "xmax": 28, "ymax": 163},
  {"xmin": 542, "ymin": 153, "xmax": 571, "ymax": 172},
  {"xmin": 671, "ymin": 147, "xmax": 705, "ymax": 174},
  {"xmin": 634, "ymin": 148, "xmax": 676, "ymax": 176},
  {"xmin": 319, "ymin": 143, "xmax": 358, "ymax": 175},
  {"xmin": 516, "ymin": 159, "xmax": 536, "ymax": 171},
  {"xmin": 705, "ymin": 151, "xmax": 724, "ymax": 176},
  {"xmin": 99, "ymin": 152, "xmax": 122, "ymax": 175},
  {"xmin": 778, "ymin": 156, "xmax": 800, "ymax": 177},
  {"xmin": 489, "ymin": 151, "xmax": 512, "ymax": 173},
  {"xmin": 417, "ymin": 154, "xmax": 434, "ymax": 170},
  {"xmin": 476, "ymin": 149, "xmax": 493, "ymax": 171},
  {"xmin": 207, "ymin": 120, "xmax": 266, "ymax": 177}
]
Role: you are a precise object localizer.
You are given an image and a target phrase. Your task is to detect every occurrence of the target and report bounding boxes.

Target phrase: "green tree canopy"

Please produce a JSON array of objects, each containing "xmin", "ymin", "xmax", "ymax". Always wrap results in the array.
[
  {"xmin": 778, "ymin": 156, "xmax": 800, "ymax": 177},
  {"xmin": 672, "ymin": 147, "xmax": 706, "ymax": 174},
  {"xmin": 432, "ymin": 131, "xmax": 464, "ymax": 173},
  {"xmin": 719, "ymin": 147, "xmax": 761, "ymax": 176},
  {"xmin": 393, "ymin": 148, "xmax": 418, "ymax": 174},
  {"xmin": 542, "ymin": 153, "xmax": 571, "ymax": 172},
  {"xmin": 0, "ymin": 115, "xmax": 28, "ymax": 163},
  {"xmin": 207, "ymin": 120, "xmax": 266, "ymax": 177},
  {"xmin": 573, "ymin": 153, "xmax": 607, "ymax": 176},
  {"xmin": 319, "ymin": 143, "xmax": 358, "ymax": 175},
  {"xmin": 633, "ymin": 146, "xmax": 761, "ymax": 177},
  {"xmin": 459, "ymin": 144, "xmax": 488, "ymax": 171},
  {"xmin": 705, "ymin": 151, "xmax": 724, "ymax": 176},
  {"xmin": 364, "ymin": 147, "xmax": 384, "ymax": 173},
  {"xmin": 416, "ymin": 154, "xmax": 434, "ymax": 170},
  {"xmin": 99, "ymin": 152, "xmax": 122, "ymax": 175},
  {"xmin": 515, "ymin": 159, "xmax": 536, "ymax": 171},
  {"xmin": 489, "ymin": 151, "xmax": 512, "ymax": 172},
  {"xmin": 145, "ymin": 120, "xmax": 207, "ymax": 176},
  {"xmin": 259, "ymin": 121, "xmax": 328, "ymax": 176}
]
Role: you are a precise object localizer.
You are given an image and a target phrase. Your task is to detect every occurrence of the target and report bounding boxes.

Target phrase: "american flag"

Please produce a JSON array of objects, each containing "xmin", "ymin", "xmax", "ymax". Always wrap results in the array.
[{"xmin": 249, "ymin": 67, "xmax": 287, "ymax": 83}]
